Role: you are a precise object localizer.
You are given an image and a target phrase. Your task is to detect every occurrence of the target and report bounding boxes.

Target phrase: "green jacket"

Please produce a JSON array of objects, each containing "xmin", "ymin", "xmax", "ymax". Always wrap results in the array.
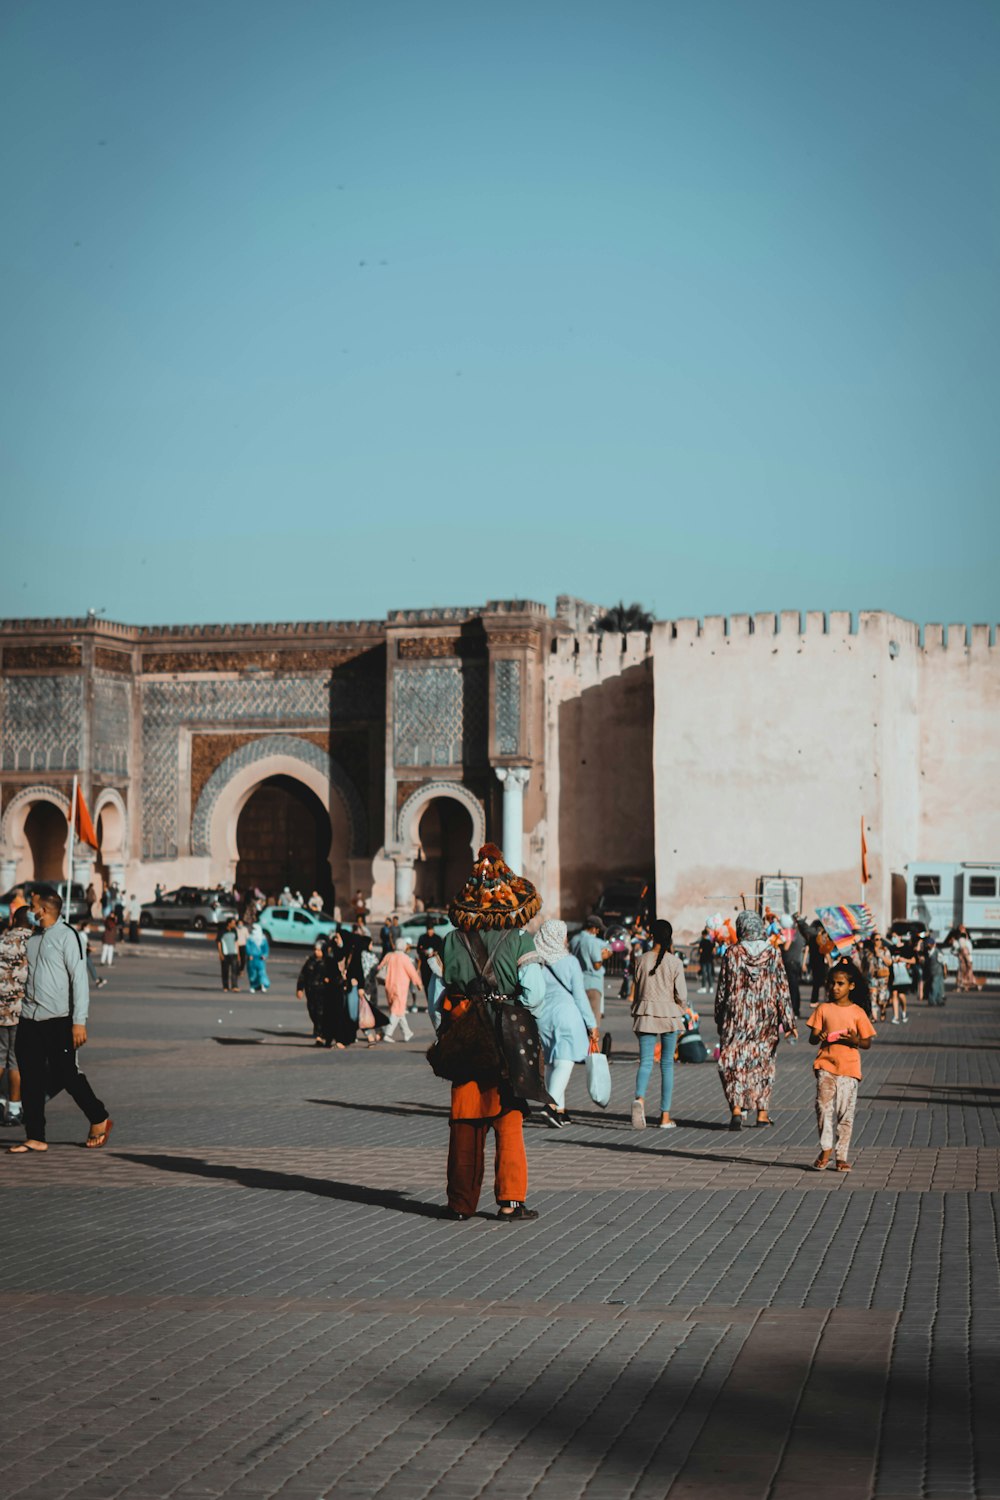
[{"xmin": 443, "ymin": 928, "xmax": 534, "ymax": 995}]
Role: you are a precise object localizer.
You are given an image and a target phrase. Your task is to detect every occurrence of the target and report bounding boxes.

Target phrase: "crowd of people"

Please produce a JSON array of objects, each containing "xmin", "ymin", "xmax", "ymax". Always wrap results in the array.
[{"xmin": 0, "ymin": 854, "xmax": 991, "ymax": 1208}]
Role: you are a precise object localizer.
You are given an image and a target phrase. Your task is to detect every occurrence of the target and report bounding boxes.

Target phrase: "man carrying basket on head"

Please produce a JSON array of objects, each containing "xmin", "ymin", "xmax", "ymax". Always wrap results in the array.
[{"xmin": 431, "ymin": 844, "xmax": 548, "ymax": 1223}]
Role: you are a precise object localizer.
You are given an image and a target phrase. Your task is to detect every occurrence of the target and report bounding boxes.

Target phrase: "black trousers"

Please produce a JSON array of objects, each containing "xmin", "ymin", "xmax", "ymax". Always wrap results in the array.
[
  {"xmin": 15, "ymin": 1017, "xmax": 108, "ymax": 1143},
  {"xmin": 785, "ymin": 969, "xmax": 802, "ymax": 1018},
  {"xmin": 220, "ymin": 954, "xmax": 239, "ymax": 990}
]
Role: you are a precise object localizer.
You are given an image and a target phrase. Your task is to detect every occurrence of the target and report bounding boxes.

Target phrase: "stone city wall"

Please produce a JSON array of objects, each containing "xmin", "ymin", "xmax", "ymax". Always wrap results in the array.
[
  {"xmin": 651, "ymin": 611, "xmax": 1000, "ymax": 939},
  {"xmin": 539, "ymin": 630, "xmax": 654, "ymax": 920}
]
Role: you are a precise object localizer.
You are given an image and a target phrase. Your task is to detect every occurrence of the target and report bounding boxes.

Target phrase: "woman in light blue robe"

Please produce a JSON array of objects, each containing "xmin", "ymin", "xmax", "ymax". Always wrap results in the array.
[{"xmin": 518, "ymin": 919, "xmax": 597, "ymax": 1126}]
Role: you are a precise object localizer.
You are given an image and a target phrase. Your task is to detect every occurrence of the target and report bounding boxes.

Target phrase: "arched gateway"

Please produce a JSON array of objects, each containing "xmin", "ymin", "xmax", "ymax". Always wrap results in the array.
[{"xmin": 190, "ymin": 735, "xmax": 367, "ymax": 898}]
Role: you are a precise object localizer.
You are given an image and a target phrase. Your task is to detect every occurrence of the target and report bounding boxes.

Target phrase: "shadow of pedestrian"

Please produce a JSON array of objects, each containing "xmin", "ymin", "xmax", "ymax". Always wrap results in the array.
[
  {"xmin": 554, "ymin": 1136, "xmax": 819, "ymax": 1173},
  {"xmin": 115, "ymin": 1152, "xmax": 444, "ymax": 1217},
  {"xmin": 306, "ymin": 1098, "xmax": 452, "ymax": 1119}
]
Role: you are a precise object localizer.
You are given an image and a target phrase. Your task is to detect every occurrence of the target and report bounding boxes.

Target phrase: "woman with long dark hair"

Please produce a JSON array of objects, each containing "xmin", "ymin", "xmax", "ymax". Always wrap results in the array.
[{"xmin": 629, "ymin": 919, "xmax": 688, "ymax": 1130}]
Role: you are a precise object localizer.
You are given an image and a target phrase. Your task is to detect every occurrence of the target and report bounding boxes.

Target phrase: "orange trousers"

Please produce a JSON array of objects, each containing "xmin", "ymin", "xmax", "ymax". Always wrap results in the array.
[{"xmin": 447, "ymin": 1110, "xmax": 528, "ymax": 1215}]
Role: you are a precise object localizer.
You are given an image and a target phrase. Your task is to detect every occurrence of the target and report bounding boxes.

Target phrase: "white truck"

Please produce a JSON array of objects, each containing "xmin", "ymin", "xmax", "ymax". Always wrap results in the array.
[{"xmin": 904, "ymin": 862, "xmax": 1000, "ymax": 965}]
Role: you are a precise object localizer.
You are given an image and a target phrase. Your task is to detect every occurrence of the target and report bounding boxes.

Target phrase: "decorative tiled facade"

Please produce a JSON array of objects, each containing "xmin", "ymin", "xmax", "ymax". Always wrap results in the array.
[
  {"xmin": 0, "ymin": 675, "xmax": 83, "ymax": 771},
  {"xmin": 92, "ymin": 676, "xmax": 131, "ymax": 778},
  {"xmin": 393, "ymin": 663, "xmax": 488, "ymax": 768},
  {"xmin": 494, "ymin": 659, "xmax": 521, "ymax": 756},
  {"xmin": 2, "ymin": 643, "xmax": 81, "ymax": 670},
  {"xmin": 141, "ymin": 677, "xmax": 331, "ymax": 859},
  {"xmin": 0, "ymin": 602, "xmax": 550, "ymax": 894}
]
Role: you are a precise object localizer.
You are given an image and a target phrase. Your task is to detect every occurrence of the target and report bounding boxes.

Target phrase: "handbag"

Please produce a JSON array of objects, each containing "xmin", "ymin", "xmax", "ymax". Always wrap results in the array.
[
  {"xmin": 891, "ymin": 961, "xmax": 910, "ymax": 987},
  {"xmin": 346, "ymin": 983, "xmax": 360, "ymax": 1023},
  {"xmin": 494, "ymin": 998, "xmax": 550, "ymax": 1103}
]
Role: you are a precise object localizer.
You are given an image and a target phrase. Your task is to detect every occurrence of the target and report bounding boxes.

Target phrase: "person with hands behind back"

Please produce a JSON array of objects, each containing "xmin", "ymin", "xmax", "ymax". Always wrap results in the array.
[{"xmin": 809, "ymin": 958, "xmax": 875, "ymax": 1173}]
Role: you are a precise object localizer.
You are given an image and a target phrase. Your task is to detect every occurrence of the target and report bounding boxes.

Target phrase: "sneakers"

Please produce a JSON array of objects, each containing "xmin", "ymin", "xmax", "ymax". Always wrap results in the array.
[
  {"xmin": 497, "ymin": 1202, "xmax": 539, "ymax": 1223},
  {"xmin": 542, "ymin": 1105, "xmax": 566, "ymax": 1129},
  {"xmin": 659, "ymin": 1119, "xmax": 677, "ymax": 1130},
  {"xmin": 890, "ymin": 1018, "xmax": 900, "ymax": 1025},
  {"xmin": 631, "ymin": 1098, "xmax": 646, "ymax": 1130},
  {"xmin": 901, "ymin": 1013, "xmax": 909, "ymax": 1024}
]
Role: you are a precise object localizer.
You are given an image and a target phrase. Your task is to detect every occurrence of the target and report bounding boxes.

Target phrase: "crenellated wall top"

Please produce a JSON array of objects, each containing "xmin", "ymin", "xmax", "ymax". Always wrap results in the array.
[{"xmin": 653, "ymin": 611, "xmax": 996, "ymax": 654}]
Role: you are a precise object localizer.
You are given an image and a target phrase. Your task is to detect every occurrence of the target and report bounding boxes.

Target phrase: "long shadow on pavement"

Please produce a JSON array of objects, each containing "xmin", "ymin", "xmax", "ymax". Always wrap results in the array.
[
  {"xmin": 306, "ymin": 1097, "xmax": 452, "ymax": 1119},
  {"xmin": 115, "ymin": 1152, "xmax": 444, "ymax": 1217},
  {"xmin": 549, "ymin": 1135, "xmax": 819, "ymax": 1173}
]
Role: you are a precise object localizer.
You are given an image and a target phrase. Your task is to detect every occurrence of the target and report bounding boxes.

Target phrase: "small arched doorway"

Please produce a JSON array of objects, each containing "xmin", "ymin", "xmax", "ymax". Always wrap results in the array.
[
  {"xmin": 235, "ymin": 775, "xmax": 334, "ymax": 908},
  {"xmin": 414, "ymin": 798, "xmax": 474, "ymax": 910},
  {"xmin": 24, "ymin": 801, "xmax": 68, "ymax": 882}
]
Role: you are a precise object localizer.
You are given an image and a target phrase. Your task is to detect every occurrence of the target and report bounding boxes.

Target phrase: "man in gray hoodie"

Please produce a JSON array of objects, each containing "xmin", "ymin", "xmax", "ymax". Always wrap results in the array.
[{"xmin": 8, "ymin": 889, "xmax": 112, "ymax": 1154}]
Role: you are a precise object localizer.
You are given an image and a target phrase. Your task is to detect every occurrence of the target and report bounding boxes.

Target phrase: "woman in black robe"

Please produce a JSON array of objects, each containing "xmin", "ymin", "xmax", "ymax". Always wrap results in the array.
[{"xmin": 296, "ymin": 942, "xmax": 355, "ymax": 1049}]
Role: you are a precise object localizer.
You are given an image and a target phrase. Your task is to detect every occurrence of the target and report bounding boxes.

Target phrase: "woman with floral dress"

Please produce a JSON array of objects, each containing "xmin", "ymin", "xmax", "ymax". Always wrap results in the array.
[
  {"xmin": 714, "ymin": 910, "xmax": 797, "ymax": 1130},
  {"xmin": 863, "ymin": 932, "xmax": 893, "ymax": 1021}
]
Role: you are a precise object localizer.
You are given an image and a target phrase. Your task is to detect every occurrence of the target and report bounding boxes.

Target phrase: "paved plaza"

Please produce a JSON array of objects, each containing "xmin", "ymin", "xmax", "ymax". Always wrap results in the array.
[{"xmin": 2, "ymin": 944, "xmax": 998, "ymax": 1500}]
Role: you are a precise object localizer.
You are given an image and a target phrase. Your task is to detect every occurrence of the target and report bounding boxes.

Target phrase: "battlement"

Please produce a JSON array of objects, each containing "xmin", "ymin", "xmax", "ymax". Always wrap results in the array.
[
  {"xmin": 387, "ymin": 600, "xmax": 548, "ymax": 625},
  {"xmin": 0, "ymin": 616, "xmax": 385, "ymax": 641},
  {"xmin": 654, "ymin": 611, "xmax": 996, "ymax": 652}
]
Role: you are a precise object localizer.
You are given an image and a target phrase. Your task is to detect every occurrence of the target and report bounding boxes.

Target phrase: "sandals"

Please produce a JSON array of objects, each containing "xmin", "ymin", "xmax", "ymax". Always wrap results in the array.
[
  {"xmin": 729, "ymin": 1114, "xmax": 743, "ymax": 1132},
  {"xmin": 7, "ymin": 1141, "xmax": 47, "ymax": 1154},
  {"xmin": 813, "ymin": 1154, "xmax": 831, "ymax": 1171},
  {"xmin": 836, "ymin": 1160, "xmax": 852, "ymax": 1172},
  {"xmin": 85, "ymin": 1118, "xmax": 114, "ymax": 1150}
]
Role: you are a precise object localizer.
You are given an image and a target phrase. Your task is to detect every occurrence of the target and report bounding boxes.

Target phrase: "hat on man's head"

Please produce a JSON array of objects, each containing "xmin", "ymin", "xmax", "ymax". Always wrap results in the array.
[{"xmin": 449, "ymin": 843, "xmax": 542, "ymax": 931}]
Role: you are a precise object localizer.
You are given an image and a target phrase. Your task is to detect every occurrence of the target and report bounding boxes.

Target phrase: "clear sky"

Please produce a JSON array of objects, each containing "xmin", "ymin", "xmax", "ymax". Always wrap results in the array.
[{"xmin": 2, "ymin": 0, "xmax": 998, "ymax": 627}]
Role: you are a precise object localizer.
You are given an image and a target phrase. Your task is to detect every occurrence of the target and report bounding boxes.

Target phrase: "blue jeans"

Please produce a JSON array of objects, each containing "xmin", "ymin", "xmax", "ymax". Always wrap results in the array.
[{"xmin": 635, "ymin": 1032, "xmax": 678, "ymax": 1112}]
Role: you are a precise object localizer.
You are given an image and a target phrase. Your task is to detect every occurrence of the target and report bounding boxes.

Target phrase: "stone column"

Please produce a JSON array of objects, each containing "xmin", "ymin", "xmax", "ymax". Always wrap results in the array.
[
  {"xmin": 394, "ymin": 854, "xmax": 416, "ymax": 913},
  {"xmin": 495, "ymin": 766, "xmax": 531, "ymax": 874},
  {"xmin": 0, "ymin": 858, "xmax": 17, "ymax": 893}
]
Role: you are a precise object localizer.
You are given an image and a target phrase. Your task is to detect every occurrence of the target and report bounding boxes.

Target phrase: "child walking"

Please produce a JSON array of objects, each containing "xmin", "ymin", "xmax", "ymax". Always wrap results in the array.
[{"xmin": 809, "ymin": 958, "xmax": 876, "ymax": 1172}]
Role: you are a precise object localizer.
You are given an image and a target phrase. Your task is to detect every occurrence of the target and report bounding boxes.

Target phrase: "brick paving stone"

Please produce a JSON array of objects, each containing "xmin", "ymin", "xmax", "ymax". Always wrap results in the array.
[{"xmin": 0, "ymin": 952, "xmax": 998, "ymax": 1497}]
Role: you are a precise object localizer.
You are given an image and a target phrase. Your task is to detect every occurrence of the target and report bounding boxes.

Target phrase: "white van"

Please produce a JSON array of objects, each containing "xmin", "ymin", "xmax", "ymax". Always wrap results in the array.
[{"xmin": 904, "ymin": 862, "xmax": 1000, "ymax": 946}]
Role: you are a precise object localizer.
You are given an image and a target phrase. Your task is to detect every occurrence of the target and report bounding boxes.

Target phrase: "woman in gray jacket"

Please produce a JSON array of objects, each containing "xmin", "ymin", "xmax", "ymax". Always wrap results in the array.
[{"xmin": 630, "ymin": 919, "xmax": 688, "ymax": 1130}]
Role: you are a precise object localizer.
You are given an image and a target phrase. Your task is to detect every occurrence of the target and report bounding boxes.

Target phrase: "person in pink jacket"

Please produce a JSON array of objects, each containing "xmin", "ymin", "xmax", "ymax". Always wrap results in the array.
[{"xmin": 377, "ymin": 940, "xmax": 423, "ymax": 1041}]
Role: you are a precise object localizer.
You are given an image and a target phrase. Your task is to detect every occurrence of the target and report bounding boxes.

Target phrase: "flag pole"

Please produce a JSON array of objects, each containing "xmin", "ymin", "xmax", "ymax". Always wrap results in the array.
[{"xmin": 65, "ymin": 774, "xmax": 77, "ymax": 917}]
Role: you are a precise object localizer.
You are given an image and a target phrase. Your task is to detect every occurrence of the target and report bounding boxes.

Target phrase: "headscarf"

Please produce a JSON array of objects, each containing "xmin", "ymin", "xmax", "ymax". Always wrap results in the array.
[
  {"xmin": 735, "ymin": 910, "xmax": 768, "ymax": 956},
  {"xmin": 250, "ymin": 922, "xmax": 264, "ymax": 943},
  {"xmin": 518, "ymin": 918, "xmax": 569, "ymax": 967},
  {"xmin": 395, "ymin": 938, "xmax": 409, "ymax": 953},
  {"xmin": 735, "ymin": 911, "xmax": 765, "ymax": 942}
]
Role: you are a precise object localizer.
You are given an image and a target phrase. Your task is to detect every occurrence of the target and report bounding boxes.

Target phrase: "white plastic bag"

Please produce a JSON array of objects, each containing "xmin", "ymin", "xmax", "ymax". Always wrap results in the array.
[{"xmin": 586, "ymin": 1051, "xmax": 612, "ymax": 1108}]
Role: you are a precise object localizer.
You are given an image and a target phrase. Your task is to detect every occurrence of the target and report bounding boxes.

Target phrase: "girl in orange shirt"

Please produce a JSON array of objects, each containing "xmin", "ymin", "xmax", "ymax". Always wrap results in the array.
[{"xmin": 809, "ymin": 959, "xmax": 876, "ymax": 1172}]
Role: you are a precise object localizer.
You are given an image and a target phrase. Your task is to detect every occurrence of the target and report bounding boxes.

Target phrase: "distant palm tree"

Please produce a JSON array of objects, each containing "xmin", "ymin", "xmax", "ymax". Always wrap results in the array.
[{"xmin": 592, "ymin": 601, "xmax": 655, "ymax": 634}]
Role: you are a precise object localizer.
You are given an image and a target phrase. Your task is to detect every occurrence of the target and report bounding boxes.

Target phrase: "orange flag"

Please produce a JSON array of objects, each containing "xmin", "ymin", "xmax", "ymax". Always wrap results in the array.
[
  {"xmin": 860, "ymin": 816, "xmax": 870, "ymax": 885},
  {"xmin": 74, "ymin": 785, "xmax": 99, "ymax": 850}
]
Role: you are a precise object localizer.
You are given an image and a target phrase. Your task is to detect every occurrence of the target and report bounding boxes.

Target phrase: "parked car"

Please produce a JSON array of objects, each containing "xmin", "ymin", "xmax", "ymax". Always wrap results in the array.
[
  {"xmin": 139, "ymin": 887, "xmax": 237, "ymax": 931},
  {"xmin": 594, "ymin": 878, "xmax": 654, "ymax": 930},
  {"xmin": 398, "ymin": 911, "xmax": 455, "ymax": 945},
  {"xmin": 258, "ymin": 906, "xmax": 338, "ymax": 947},
  {"xmin": 0, "ymin": 881, "xmax": 91, "ymax": 924}
]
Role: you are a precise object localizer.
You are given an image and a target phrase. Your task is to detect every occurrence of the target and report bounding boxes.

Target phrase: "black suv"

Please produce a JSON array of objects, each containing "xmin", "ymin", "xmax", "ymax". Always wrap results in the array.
[{"xmin": 594, "ymin": 878, "xmax": 654, "ymax": 930}]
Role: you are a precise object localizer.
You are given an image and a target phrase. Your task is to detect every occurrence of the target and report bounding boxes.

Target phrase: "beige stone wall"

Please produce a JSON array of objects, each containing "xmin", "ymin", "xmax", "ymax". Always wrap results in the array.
[
  {"xmin": 537, "ymin": 631, "xmax": 654, "ymax": 921},
  {"xmin": 651, "ymin": 612, "xmax": 999, "ymax": 940},
  {"xmin": 918, "ymin": 624, "xmax": 1000, "ymax": 860}
]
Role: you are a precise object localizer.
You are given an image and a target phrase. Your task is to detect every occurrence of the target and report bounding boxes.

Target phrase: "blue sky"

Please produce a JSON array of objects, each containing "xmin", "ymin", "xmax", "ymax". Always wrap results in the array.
[{"xmin": 2, "ymin": 0, "xmax": 998, "ymax": 626}]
